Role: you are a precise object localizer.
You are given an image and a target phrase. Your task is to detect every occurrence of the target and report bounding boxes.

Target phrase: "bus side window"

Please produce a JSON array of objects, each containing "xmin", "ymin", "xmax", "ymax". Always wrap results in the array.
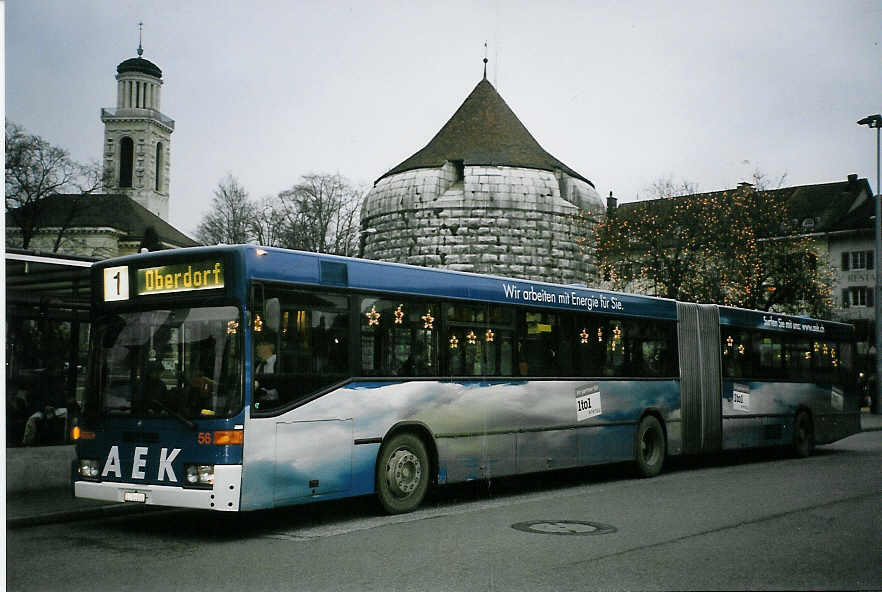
[
  {"xmin": 722, "ymin": 331, "xmax": 752, "ymax": 379},
  {"xmin": 360, "ymin": 298, "xmax": 438, "ymax": 377},
  {"xmin": 253, "ymin": 288, "xmax": 349, "ymax": 413}
]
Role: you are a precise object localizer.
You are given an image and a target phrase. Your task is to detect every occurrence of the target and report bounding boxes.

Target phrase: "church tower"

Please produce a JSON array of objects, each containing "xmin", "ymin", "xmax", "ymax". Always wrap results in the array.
[{"xmin": 101, "ymin": 31, "xmax": 174, "ymax": 220}]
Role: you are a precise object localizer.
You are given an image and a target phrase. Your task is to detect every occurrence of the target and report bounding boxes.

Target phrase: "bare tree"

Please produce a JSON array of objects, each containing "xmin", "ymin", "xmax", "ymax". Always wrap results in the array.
[
  {"xmin": 5, "ymin": 120, "xmax": 103, "ymax": 250},
  {"xmin": 249, "ymin": 195, "xmax": 287, "ymax": 248},
  {"xmin": 276, "ymin": 173, "xmax": 361, "ymax": 256},
  {"xmin": 196, "ymin": 174, "xmax": 255, "ymax": 245}
]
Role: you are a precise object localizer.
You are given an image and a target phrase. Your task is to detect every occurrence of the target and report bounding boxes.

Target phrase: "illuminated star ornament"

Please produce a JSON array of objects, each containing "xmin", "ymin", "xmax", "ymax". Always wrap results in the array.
[
  {"xmin": 253, "ymin": 314, "xmax": 263, "ymax": 332},
  {"xmin": 366, "ymin": 306, "xmax": 380, "ymax": 327},
  {"xmin": 580, "ymin": 328, "xmax": 589, "ymax": 344},
  {"xmin": 485, "ymin": 329, "xmax": 495, "ymax": 343},
  {"xmin": 449, "ymin": 335, "xmax": 459, "ymax": 349},
  {"xmin": 422, "ymin": 312, "xmax": 435, "ymax": 329},
  {"xmin": 467, "ymin": 330, "xmax": 477, "ymax": 345},
  {"xmin": 226, "ymin": 320, "xmax": 239, "ymax": 335},
  {"xmin": 394, "ymin": 304, "xmax": 404, "ymax": 325},
  {"xmin": 726, "ymin": 336, "xmax": 734, "ymax": 347}
]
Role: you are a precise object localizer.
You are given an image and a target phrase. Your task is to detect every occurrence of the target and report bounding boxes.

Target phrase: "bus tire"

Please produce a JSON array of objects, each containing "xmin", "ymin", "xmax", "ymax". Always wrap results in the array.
[
  {"xmin": 635, "ymin": 415, "xmax": 665, "ymax": 478},
  {"xmin": 376, "ymin": 432, "xmax": 430, "ymax": 514},
  {"xmin": 792, "ymin": 410, "xmax": 814, "ymax": 458}
]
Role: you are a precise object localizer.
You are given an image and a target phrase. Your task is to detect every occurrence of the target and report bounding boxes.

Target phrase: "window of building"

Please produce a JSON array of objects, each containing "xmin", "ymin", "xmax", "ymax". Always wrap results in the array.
[
  {"xmin": 842, "ymin": 287, "xmax": 873, "ymax": 308},
  {"xmin": 119, "ymin": 137, "xmax": 134, "ymax": 188},
  {"xmin": 155, "ymin": 142, "xmax": 163, "ymax": 191},
  {"xmin": 841, "ymin": 250, "xmax": 874, "ymax": 271}
]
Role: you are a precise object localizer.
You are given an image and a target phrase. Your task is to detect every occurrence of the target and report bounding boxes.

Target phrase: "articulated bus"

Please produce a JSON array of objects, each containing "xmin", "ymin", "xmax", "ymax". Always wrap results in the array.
[{"xmin": 73, "ymin": 246, "xmax": 861, "ymax": 514}]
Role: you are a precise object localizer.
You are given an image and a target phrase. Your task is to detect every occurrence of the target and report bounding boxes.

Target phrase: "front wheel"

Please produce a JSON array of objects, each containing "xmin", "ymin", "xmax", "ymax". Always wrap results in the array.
[
  {"xmin": 792, "ymin": 410, "xmax": 814, "ymax": 458},
  {"xmin": 634, "ymin": 415, "xmax": 665, "ymax": 477},
  {"xmin": 376, "ymin": 433, "xmax": 430, "ymax": 514}
]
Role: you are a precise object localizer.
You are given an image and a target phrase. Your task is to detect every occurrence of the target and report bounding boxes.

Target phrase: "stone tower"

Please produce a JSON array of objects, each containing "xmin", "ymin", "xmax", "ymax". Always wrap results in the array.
[
  {"xmin": 101, "ymin": 38, "xmax": 174, "ymax": 221},
  {"xmin": 360, "ymin": 72, "xmax": 604, "ymax": 285}
]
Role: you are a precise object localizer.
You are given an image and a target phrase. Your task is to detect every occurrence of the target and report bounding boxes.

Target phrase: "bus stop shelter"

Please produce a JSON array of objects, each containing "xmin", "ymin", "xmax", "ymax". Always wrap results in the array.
[{"xmin": 5, "ymin": 249, "xmax": 96, "ymax": 447}]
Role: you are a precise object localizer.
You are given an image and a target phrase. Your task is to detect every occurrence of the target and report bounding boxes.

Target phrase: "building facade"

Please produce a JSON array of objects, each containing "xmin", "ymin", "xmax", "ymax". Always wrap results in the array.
[{"xmin": 360, "ymin": 74, "xmax": 604, "ymax": 285}]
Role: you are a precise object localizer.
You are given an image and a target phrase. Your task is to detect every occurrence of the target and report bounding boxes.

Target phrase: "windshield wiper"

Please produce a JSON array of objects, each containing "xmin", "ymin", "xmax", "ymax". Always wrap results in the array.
[{"xmin": 146, "ymin": 397, "xmax": 196, "ymax": 430}]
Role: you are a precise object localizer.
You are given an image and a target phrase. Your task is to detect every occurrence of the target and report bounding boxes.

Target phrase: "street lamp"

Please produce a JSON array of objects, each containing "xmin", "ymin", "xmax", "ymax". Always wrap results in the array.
[{"xmin": 858, "ymin": 113, "xmax": 881, "ymax": 414}]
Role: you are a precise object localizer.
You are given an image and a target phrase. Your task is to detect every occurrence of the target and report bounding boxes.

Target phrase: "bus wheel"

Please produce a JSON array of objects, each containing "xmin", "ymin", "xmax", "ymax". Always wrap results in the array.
[
  {"xmin": 377, "ymin": 433, "xmax": 429, "ymax": 514},
  {"xmin": 635, "ymin": 415, "xmax": 665, "ymax": 478},
  {"xmin": 792, "ymin": 411, "xmax": 814, "ymax": 458}
]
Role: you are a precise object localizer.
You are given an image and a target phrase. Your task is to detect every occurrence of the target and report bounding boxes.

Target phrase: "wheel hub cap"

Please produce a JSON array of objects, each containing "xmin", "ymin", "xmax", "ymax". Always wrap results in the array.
[{"xmin": 386, "ymin": 449, "xmax": 422, "ymax": 497}]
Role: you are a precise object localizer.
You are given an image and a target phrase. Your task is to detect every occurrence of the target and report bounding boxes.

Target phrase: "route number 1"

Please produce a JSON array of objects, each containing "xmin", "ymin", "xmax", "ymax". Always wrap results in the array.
[{"xmin": 104, "ymin": 266, "xmax": 130, "ymax": 302}]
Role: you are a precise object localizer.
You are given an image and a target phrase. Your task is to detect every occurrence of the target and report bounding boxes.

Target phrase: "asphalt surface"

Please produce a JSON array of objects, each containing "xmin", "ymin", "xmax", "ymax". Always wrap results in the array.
[{"xmin": 6, "ymin": 430, "xmax": 880, "ymax": 591}]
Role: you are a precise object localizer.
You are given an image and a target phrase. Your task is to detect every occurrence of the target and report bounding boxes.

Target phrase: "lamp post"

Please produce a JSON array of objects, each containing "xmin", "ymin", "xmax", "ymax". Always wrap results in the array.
[{"xmin": 858, "ymin": 113, "xmax": 882, "ymax": 414}]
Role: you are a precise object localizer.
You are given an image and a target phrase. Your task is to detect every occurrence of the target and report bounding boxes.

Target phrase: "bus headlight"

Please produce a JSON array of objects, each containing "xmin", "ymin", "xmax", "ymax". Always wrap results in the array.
[
  {"xmin": 184, "ymin": 464, "xmax": 214, "ymax": 487},
  {"xmin": 78, "ymin": 459, "xmax": 100, "ymax": 480}
]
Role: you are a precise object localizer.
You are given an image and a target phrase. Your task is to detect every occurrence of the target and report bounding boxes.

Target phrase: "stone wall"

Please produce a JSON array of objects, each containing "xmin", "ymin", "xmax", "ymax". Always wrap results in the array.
[{"xmin": 361, "ymin": 165, "xmax": 604, "ymax": 285}]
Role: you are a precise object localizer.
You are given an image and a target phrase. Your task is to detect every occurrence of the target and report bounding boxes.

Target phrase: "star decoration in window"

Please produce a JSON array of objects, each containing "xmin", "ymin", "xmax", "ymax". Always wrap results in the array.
[
  {"xmin": 394, "ymin": 304, "xmax": 404, "ymax": 325},
  {"xmin": 485, "ymin": 329, "xmax": 495, "ymax": 343},
  {"xmin": 253, "ymin": 314, "xmax": 263, "ymax": 332},
  {"xmin": 226, "ymin": 320, "xmax": 239, "ymax": 335},
  {"xmin": 467, "ymin": 330, "xmax": 477, "ymax": 345},
  {"xmin": 449, "ymin": 335, "xmax": 459, "ymax": 349},
  {"xmin": 366, "ymin": 306, "xmax": 380, "ymax": 327},
  {"xmin": 737, "ymin": 344, "xmax": 745, "ymax": 355},
  {"xmin": 422, "ymin": 312, "xmax": 435, "ymax": 329},
  {"xmin": 726, "ymin": 336, "xmax": 734, "ymax": 347},
  {"xmin": 580, "ymin": 328, "xmax": 589, "ymax": 344},
  {"xmin": 597, "ymin": 328, "xmax": 604, "ymax": 342}
]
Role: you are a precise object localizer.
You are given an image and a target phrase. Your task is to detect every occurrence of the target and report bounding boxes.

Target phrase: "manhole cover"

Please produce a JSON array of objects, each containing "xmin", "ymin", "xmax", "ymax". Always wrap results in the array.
[{"xmin": 511, "ymin": 520, "xmax": 617, "ymax": 536}]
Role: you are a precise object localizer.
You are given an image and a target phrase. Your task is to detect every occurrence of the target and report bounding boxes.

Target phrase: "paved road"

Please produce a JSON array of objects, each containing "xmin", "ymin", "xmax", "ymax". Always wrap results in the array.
[{"xmin": 7, "ymin": 432, "xmax": 880, "ymax": 591}]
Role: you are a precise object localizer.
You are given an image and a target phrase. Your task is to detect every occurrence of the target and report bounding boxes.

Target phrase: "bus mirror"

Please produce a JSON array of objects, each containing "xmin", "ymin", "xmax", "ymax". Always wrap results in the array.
[{"xmin": 265, "ymin": 298, "xmax": 280, "ymax": 332}]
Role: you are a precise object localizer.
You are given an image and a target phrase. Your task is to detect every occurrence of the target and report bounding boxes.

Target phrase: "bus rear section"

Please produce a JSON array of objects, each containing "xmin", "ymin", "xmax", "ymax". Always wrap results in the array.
[{"xmin": 74, "ymin": 256, "xmax": 246, "ymax": 511}]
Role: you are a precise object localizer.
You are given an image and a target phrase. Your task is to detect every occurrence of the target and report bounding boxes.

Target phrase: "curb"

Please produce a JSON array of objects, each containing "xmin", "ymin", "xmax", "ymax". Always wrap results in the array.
[{"xmin": 6, "ymin": 503, "xmax": 171, "ymax": 529}]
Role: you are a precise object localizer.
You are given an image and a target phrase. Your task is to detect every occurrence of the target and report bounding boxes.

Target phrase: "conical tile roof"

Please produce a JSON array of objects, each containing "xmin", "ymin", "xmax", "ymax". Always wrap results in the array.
[{"xmin": 379, "ymin": 78, "xmax": 593, "ymax": 186}]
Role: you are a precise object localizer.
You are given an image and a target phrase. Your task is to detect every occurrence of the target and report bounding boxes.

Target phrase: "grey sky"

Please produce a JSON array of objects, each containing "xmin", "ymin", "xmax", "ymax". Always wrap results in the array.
[{"xmin": 6, "ymin": 0, "xmax": 882, "ymax": 237}]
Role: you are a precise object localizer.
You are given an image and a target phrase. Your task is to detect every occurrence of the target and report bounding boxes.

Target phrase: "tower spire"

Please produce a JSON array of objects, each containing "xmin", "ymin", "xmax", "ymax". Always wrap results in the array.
[
  {"xmin": 137, "ymin": 21, "xmax": 144, "ymax": 57},
  {"xmin": 482, "ymin": 42, "xmax": 488, "ymax": 80}
]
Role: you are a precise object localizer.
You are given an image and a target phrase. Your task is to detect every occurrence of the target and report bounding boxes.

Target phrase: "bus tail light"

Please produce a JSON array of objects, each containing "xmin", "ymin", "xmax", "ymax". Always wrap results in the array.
[
  {"xmin": 213, "ymin": 430, "xmax": 244, "ymax": 445},
  {"xmin": 71, "ymin": 426, "xmax": 96, "ymax": 440}
]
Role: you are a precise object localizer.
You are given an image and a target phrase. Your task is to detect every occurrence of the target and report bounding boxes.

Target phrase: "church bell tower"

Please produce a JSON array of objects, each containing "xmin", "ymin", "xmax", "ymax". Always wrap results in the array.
[{"xmin": 101, "ymin": 26, "xmax": 174, "ymax": 220}]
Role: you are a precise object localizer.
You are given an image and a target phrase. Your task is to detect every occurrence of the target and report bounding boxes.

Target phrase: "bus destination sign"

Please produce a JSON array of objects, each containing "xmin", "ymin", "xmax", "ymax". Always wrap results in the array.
[{"xmin": 136, "ymin": 260, "xmax": 224, "ymax": 296}]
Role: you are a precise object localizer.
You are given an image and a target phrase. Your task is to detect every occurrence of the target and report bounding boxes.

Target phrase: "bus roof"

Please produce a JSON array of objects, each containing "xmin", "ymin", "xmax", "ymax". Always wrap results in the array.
[{"xmin": 94, "ymin": 245, "xmax": 854, "ymax": 333}]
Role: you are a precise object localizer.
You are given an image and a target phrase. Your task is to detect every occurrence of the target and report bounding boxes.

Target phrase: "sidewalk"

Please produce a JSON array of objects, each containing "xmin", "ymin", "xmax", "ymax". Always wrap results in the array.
[{"xmin": 7, "ymin": 413, "xmax": 882, "ymax": 529}]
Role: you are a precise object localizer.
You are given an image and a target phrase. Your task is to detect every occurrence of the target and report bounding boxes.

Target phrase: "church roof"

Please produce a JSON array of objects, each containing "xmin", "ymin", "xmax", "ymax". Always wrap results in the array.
[
  {"xmin": 6, "ymin": 193, "xmax": 199, "ymax": 248},
  {"xmin": 117, "ymin": 57, "xmax": 162, "ymax": 78},
  {"xmin": 378, "ymin": 78, "xmax": 593, "ymax": 187}
]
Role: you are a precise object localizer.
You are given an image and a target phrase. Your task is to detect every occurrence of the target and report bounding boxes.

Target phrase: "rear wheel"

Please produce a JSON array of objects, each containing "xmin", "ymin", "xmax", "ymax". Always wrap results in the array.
[
  {"xmin": 376, "ymin": 433, "xmax": 430, "ymax": 514},
  {"xmin": 635, "ymin": 415, "xmax": 665, "ymax": 477},
  {"xmin": 792, "ymin": 410, "xmax": 814, "ymax": 458}
]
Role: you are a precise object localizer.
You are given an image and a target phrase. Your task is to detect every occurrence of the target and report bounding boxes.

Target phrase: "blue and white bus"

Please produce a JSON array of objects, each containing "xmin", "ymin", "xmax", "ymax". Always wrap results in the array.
[{"xmin": 73, "ymin": 246, "xmax": 861, "ymax": 513}]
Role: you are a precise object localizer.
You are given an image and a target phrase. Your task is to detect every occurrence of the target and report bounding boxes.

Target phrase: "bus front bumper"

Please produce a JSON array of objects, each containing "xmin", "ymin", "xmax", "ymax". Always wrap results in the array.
[{"xmin": 74, "ymin": 465, "xmax": 242, "ymax": 511}]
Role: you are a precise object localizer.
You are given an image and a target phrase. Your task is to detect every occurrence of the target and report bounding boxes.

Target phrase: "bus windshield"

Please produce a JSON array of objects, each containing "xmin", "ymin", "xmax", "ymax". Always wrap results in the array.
[{"xmin": 94, "ymin": 306, "xmax": 243, "ymax": 420}]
